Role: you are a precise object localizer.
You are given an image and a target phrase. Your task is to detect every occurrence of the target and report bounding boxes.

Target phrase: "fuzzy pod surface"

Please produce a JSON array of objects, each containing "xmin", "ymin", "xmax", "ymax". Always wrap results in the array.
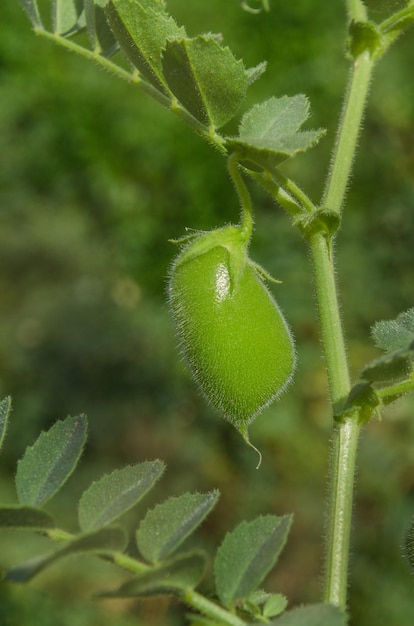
[{"xmin": 168, "ymin": 226, "xmax": 296, "ymax": 435}]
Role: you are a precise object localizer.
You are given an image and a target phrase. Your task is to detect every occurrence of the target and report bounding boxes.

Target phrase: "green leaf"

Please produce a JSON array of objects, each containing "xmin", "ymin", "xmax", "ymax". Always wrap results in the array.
[
  {"xmin": 248, "ymin": 589, "xmax": 272, "ymax": 604},
  {"xmin": 238, "ymin": 589, "xmax": 276, "ymax": 620},
  {"xmin": 214, "ymin": 515, "xmax": 292, "ymax": 608},
  {"xmin": 361, "ymin": 349, "xmax": 413, "ymax": 383},
  {"xmin": 5, "ymin": 527, "xmax": 127, "ymax": 583},
  {"xmin": 404, "ymin": 516, "xmax": 414, "ymax": 574},
  {"xmin": 136, "ymin": 490, "xmax": 219, "ymax": 564},
  {"xmin": 162, "ymin": 35, "xmax": 248, "ymax": 129},
  {"xmin": 16, "ymin": 415, "xmax": 87, "ymax": 508},
  {"xmin": 0, "ymin": 506, "xmax": 55, "ymax": 531},
  {"xmin": 19, "ymin": 0, "xmax": 44, "ymax": 28},
  {"xmin": 105, "ymin": 0, "xmax": 186, "ymax": 93},
  {"xmin": 245, "ymin": 61, "xmax": 267, "ymax": 86},
  {"xmin": 226, "ymin": 95, "xmax": 325, "ymax": 171},
  {"xmin": 263, "ymin": 594, "xmax": 288, "ymax": 619},
  {"xmin": 52, "ymin": 0, "xmax": 85, "ymax": 36},
  {"xmin": 269, "ymin": 603, "xmax": 346, "ymax": 625},
  {"xmin": 0, "ymin": 396, "xmax": 12, "ymax": 453},
  {"xmin": 98, "ymin": 551, "xmax": 206, "ymax": 597},
  {"xmin": 78, "ymin": 460, "xmax": 164, "ymax": 532},
  {"xmin": 85, "ymin": 0, "xmax": 118, "ymax": 55},
  {"xmin": 372, "ymin": 308, "xmax": 414, "ymax": 353}
]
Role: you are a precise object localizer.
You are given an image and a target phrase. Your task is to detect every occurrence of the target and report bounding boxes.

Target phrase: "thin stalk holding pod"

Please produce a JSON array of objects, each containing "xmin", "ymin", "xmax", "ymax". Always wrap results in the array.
[{"xmin": 228, "ymin": 152, "xmax": 254, "ymax": 243}]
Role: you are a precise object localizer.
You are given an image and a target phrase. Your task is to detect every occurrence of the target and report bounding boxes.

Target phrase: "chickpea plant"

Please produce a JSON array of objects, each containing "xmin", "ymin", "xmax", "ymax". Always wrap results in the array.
[{"xmin": 2, "ymin": 0, "xmax": 414, "ymax": 625}]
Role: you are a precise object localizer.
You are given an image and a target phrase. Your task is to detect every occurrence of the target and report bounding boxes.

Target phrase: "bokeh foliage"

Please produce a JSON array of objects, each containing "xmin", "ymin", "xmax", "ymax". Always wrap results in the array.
[{"xmin": 1, "ymin": 1, "xmax": 414, "ymax": 624}]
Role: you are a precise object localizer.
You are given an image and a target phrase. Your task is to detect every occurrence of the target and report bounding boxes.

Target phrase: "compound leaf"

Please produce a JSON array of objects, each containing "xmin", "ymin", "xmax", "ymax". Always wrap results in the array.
[
  {"xmin": 214, "ymin": 515, "xmax": 292, "ymax": 608},
  {"xmin": 162, "ymin": 35, "xmax": 248, "ymax": 129},
  {"xmin": 98, "ymin": 551, "xmax": 206, "ymax": 597},
  {"xmin": 226, "ymin": 95, "xmax": 325, "ymax": 170},
  {"xmin": 78, "ymin": 460, "xmax": 164, "ymax": 532},
  {"xmin": 106, "ymin": 0, "xmax": 185, "ymax": 93},
  {"xmin": 136, "ymin": 490, "xmax": 219, "ymax": 564},
  {"xmin": 16, "ymin": 415, "xmax": 87, "ymax": 508}
]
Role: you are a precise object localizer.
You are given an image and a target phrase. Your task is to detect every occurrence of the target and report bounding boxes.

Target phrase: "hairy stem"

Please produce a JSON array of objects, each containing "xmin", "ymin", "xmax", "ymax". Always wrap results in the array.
[
  {"xmin": 316, "ymin": 44, "xmax": 376, "ymax": 608},
  {"xmin": 228, "ymin": 153, "xmax": 254, "ymax": 242},
  {"xmin": 380, "ymin": 6, "xmax": 414, "ymax": 36},
  {"xmin": 322, "ymin": 51, "xmax": 374, "ymax": 214},
  {"xmin": 250, "ymin": 171, "xmax": 305, "ymax": 219},
  {"xmin": 310, "ymin": 231, "xmax": 361, "ymax": 611},
  {"xmin": 324, "ymin": 418, "xmax": 361, "ymax": 608},
  {"xmin": 310, "ymin": 234, "xmax": 351, "ymax": 411},
  {"xmin": 346, "ymin": 0, "xmax": 368, "ymax": 22},
  {"xmin": 272, "ymin": 170, "xmax": 316, "ymax": 213},
  {"xmin": 377, "ymin": 377, "xmax": 414, "ymax": 404},
  {"xmin": 309, "ymin": 232, "xmax": 358, "ymax": 610}
]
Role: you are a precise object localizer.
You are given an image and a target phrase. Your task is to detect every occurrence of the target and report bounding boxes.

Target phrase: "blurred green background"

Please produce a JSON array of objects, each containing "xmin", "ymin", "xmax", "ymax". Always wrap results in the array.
[{"xmin": 1, "ymin": 0, "xmax": 414, "ymax": 624}]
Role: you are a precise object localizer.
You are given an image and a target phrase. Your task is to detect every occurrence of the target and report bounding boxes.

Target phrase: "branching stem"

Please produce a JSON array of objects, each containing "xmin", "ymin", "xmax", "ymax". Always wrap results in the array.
[
  {"xmin": 377, "ymin": 377, "xmax": 414, "ymax": 404},
  {"xmin": 315, "ymin": 42, "xmax": 376, "ymax": 608},
  {"xmin": 322, "ymin": 51, "xmax": 374, "ymax": 214}
]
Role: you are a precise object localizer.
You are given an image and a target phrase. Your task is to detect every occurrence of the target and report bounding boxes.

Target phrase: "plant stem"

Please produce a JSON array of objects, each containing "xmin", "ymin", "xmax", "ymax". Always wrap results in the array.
[
  {"xmin": 228, "ymin": 153, "xmax": 254, "ymax": 242},
  {"xmin": 250, "ymin": 171, "xmax": 304, "ymax": 219},
  {"xmin": 346, "ymin": 0, "xmax": 368, "ymax": 22},
  {"xmin": 380, "ymin": 6, "xmax": 414, "ymax": 36},
  {"xmin": 315, "ymin": 42, "xmax": 376, "ymax": 609},
  {"xmin": 182, "ymin": 589, "xmax": 247, "ymax": 626},
  {"xmin": 309, "ymin": 232, "xmax": 358, "ymax": 609},
  {"xmin": 324, "ymin": 418, "xmax": 361, "ymax": 608},
  {"xmin": 0, "ymin": 396, "xmax": 12, "ymax": 451},
  {"xmin": 377, "ymin": 377, "xmax": 414, "ymax": 404},
  {"xmin": 322, "ymin": 51, "xmax": 374, "ymax": 214},
  {"xmin": 112, "ymin": 552, "xmax": 150, "ymax": 573},
  {"xmin": 310, "ymin": 231, "xmax": 361, "ymax": 611},
  {"xmin": 272, "ymin": 170, "xmax": 316, "ymax": 213},
  {"xmin": 309, "ymin": 233, "xmax": 358, "ymax": 607},
  {"xmin": 309, "ymin": 234, "xmax": 351, "ymax": 412}
]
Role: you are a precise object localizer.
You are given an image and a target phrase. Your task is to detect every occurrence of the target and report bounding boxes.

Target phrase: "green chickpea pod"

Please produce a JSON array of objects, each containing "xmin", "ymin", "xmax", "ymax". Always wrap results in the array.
[{"xmin": 168, "ymin": 156, "xmax": 296, "ymax": 455}]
